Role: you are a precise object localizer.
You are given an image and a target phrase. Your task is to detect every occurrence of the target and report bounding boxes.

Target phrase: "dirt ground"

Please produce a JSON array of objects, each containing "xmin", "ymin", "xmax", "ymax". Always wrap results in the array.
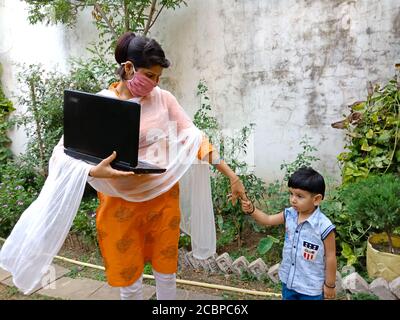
[
  {"xmin": 1, "ymin": 233, "xmax": 350, "ymax": 300},
  {"xmin": 50, "ymin": 231, "xmax": 283, "ymax": 300}
]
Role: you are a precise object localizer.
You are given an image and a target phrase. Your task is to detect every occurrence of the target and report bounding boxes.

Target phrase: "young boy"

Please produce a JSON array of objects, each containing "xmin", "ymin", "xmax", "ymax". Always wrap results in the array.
[{"xmin": 241, "ymin": 167, "xmax": 337, "ymax": 300}]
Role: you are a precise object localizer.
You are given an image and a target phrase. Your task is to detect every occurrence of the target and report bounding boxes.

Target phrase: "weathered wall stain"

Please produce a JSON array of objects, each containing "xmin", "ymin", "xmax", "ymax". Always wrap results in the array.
[{"xmin": 393, "ymin": 11, "xmax": 400, "ymax": 37}]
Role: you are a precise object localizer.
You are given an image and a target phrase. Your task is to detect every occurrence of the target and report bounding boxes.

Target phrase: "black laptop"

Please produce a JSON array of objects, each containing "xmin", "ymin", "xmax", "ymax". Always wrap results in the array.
[{"xmin": 63, "ymin": 89, "xmax": 166, "ymax": 174}]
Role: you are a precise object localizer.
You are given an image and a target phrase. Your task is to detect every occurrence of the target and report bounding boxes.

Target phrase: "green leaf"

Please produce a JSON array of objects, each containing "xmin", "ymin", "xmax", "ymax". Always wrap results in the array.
[
  {"xmin": 366, "ymin": 129, "xmax": 374, "ymax": 139},
  {"xmin": 371, "ymin": 113, "xmax": 379, "ymax": 123},
  {"xmin": 377, "ymin": 130, "xmax": 392, "ymax": 143},
  {"xmin": 216, "ymin": 214, "xmax": 224, "ymax": 231},
  {"xmin": 257, "ymin": 236, "xmax": 279, "ymax": 255},
  {"xmin": 372, "ymin": 156, "xmax": 386, "ymax": 168},
  {"xmin": 352, "ymin": 101, "xmax": 366, "ymax": 111},
  {"xmin": 341, "ymin": 242, "xmax": 357, "ymax": 266},
  {"xmin": 361, "ymin": 140, "xmax": 372, "ymax": 152}
]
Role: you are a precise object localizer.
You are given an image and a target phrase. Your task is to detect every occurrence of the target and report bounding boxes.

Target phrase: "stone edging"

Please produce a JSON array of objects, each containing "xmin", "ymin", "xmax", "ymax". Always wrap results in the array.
[{"xmin": 178, "ymin": 249, "xmax": 400, "ymax": 300}]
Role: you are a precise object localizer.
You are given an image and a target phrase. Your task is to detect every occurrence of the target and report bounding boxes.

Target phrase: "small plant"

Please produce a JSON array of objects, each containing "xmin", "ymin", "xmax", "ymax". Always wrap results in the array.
[
  {"xmin": 351, "ymin": 292, "xmax": 379, "ymax": 300},
  {"xmin": 178, "ymin": 233, "xmax": 191, "ymax": 250},
  {"xmin": 239, "ymin": 270, "xmax": 257, "ymax": 282},
  {"xmin": 65, "ymin": 266, "xmax": 81, "ymax": 279},
  {"xmin": 262, "ymin": 276, "xmax": 282, "ymax": 293},
  {"xmin": 280, "ymin": 135, "xmax": 320, "ymax": 181},
  {"xmin": 144, "ymin": 262, "xmax": 153, "ymax": 275},
  {"xmin": 193, "ymin": 80, "xmax": 266, "ymax": 248},
  {"xmin": 340, "ymin": 174, "xmax": 400, "ymax": 254}
]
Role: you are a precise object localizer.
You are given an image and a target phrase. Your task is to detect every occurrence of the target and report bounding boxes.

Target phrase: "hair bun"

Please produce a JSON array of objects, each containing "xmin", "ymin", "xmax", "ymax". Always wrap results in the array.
[
  {"xmin": 143, "ymin": 39, "xmax": 157, "ymax": 56},
  {"xmin": 115, "ymin": 31, "xmax": 136, "ymax": 64}
]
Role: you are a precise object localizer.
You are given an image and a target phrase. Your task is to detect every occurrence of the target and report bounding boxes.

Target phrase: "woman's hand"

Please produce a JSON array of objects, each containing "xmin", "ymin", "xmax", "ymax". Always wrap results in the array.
[
  {"xmin": 89, "ymin": 151, "xmax": 135, "ymax": 178},
  {"xmin": 228, "ymin": 177, "xmax": 248, "ymax": 205}
]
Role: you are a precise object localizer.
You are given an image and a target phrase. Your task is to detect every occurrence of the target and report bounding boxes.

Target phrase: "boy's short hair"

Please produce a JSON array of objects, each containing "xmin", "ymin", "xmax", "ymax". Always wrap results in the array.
[{"xmin": 288, "ymin": 167, "xmax": 325, "ymax": 198}]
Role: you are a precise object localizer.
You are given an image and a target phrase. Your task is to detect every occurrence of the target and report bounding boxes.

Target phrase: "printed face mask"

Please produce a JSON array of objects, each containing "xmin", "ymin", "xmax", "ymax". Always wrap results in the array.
[{"xmin": 126, "ymin": 68, "xmax": 157, "ymax": 97}]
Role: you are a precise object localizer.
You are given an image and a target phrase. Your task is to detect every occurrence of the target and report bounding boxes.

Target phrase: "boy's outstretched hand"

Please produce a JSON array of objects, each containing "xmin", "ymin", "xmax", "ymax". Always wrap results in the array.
[{"xmin": 241, "ymin": 199, "xmax": 254, "ymax": 215}]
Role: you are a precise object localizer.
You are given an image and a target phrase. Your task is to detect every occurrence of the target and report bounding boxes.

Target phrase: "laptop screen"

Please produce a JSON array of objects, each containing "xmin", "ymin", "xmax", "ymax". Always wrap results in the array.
[{"xmin": 63, "ymin": 89, "xmax": 141, "ymax": 167}]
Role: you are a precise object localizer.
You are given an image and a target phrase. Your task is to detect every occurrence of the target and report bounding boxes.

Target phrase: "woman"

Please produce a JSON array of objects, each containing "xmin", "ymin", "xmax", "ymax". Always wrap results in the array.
[
  {"xmin": 89, "ymin": 32, "xmax": 247, "ymax": 300},
  {"xmin": 0, "ymin": 32, "xmax": 247, "ymax": 300}
]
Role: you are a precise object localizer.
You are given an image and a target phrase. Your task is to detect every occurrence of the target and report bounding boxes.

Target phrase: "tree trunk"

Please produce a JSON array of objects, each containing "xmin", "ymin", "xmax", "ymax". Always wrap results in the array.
[
  {"xmin": 123, "ymin": 0, "xmax": 129, "ymax": 32},
  {"xmin": 237, "ymin": 235, "xmax": 242, "ymax": 248},
  {"xmin": 29, "ymin": 80, "xmax": 46, "ymax": 176},
  {"xmin": 386, "ymin": 228, "xmax": 394, "ymax": 254},
  {"xmin": 143, "ymin": 0, "xmax": 157, "ymax": 35}
]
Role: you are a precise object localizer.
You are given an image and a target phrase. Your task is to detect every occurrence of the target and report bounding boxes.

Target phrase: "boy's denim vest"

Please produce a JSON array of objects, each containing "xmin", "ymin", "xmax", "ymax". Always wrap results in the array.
[{"xmin": 278, "ymin": 207, "xmax": 335, "ymax": 296}]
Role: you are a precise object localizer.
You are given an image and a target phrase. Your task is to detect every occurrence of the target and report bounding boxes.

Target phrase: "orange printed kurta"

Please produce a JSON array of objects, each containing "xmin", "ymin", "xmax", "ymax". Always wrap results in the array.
[{"xmin": 96, "ymin": 132, "xmax": 214, "ymax": 286}]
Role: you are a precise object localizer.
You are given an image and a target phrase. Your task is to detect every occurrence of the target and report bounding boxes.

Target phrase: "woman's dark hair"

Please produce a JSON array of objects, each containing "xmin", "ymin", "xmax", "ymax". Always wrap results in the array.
[
  {"xmin": 115, "ymin": 32, "xmax": 170, "ymax": 79},
  {"xmin": 288, "ymin": 167, "xmax": 325, "ymax": 198}
]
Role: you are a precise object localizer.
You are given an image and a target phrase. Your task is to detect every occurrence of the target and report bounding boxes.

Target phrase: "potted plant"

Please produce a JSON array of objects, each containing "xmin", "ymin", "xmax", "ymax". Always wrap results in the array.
[{"xmin": 341, "ymin": 174, "xmax": 400, "ymax": 281}]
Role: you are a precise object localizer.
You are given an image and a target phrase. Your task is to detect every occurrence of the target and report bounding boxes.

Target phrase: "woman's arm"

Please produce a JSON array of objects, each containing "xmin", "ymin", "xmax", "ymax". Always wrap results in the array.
[
  {"xmin": 214, "ymin": 159, "xmax": 247, "ymax": 204},
  {"xmin": 198, "ymin": 138, "xmax": 247, "ymax": 204}
]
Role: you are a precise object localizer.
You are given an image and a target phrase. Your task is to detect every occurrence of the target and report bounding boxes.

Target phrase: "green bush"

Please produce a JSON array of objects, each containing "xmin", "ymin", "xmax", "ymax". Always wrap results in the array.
[
  {"xmin": 13, "ymin": 61, "xmax": 114, "ymax": 178},
  {"xmin": 0, "ymin": 161, "xmax": 43, "ymax": 237},
  {"xmin": 337, "ymin": 74, "xmax": 400, "ymax": 183},
  {"xmin": 0, "ymin": 63, "xmax": 15, "ymax": 165},
  {"xmin": 321, "ymin": 186, "xmax": 369, "ymax": 270},
  {"xmin": 71, "ymin": 196, "xmax": 99, "ymax": 246},
  {"xmin": 13, "ymin": 64, "xmax": 74, "ymax": 176},
  {"xmin": 340, "ymin": 174, "xmax": 400, "ymax": 254}
]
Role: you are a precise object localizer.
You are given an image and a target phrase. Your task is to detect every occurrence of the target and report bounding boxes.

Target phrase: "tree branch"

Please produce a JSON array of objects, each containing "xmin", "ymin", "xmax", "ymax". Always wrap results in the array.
[
  {"xmin": 94, "ymin": 2, "xmax": 118, "ymax": 39},
  {"xmin": 123, "ymin": 0, "xmax": 129, "ymax": 32},
  {"xmin": 143, "ymin": 0, "xmax": 157, "ymax": 36},
  {"xmin": 148, "ymin": 2, "xmax": 165, "ymax": 30},
  {"xmin": 29, "ymin": 79, "xmax": 46, "ymax": 176},
  {"xmin": 136, "ymin": 3, "xmax": 147, "ymax": 31}
]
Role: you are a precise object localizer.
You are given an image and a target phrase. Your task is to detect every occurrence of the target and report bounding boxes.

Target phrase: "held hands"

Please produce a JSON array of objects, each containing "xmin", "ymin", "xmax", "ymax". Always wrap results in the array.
[
  {"xmin": 241, "ymin": 199, "xmax": 255, "ymax": 215},
  {"xmin": 227, "ymin": 177, "xmax": 247, "ymax": 205},
  {"xmin": 89, "ymin": 151, "xmax": 135, "ymax": 178}
]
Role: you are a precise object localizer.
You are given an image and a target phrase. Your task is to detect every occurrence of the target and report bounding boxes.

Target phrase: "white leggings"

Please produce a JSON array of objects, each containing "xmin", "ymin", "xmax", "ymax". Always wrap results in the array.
[{"xmin": 120, "ymin": 269, "xmax": 176, "ymax": 300}]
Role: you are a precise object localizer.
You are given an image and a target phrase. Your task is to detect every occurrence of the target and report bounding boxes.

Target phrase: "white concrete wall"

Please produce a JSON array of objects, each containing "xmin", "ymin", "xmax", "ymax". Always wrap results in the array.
[
  {"xmin": 1, "ymin": 0, "xmax": 400, "ymax": 182},
  {"xmin": 150, "ymin": 0, "xmax": 400, "ymax": 181},
  {"xmin": 0, "ymin": 0, "xmax": 98, "ymax": 155}
]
